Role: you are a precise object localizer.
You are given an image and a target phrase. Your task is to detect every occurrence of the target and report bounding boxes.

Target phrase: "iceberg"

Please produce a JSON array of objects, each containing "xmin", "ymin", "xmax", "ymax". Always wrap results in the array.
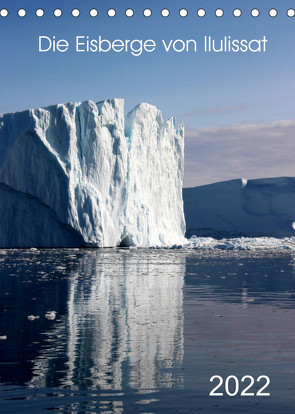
[
  {"xmin": 183, "ymin": 177, "xmax": 295, "ymax": 239},
  {"xmin": 0, "ymin": 99, "xmax": 185, "ymax": 248}
]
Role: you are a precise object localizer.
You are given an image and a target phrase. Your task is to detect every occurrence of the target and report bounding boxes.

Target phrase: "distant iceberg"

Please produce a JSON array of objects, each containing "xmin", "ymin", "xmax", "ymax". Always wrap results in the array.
[
  {"xmin": 183, "ymin": 177, "xmax": 295, "ymax": 239},
  {"xmin": 0, "ymin": 99, "xmax": 185, "ymax": 248}
]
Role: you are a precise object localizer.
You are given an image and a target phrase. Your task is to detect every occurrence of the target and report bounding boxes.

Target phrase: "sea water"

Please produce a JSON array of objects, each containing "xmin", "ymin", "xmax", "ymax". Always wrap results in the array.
[{"xmin": 0, "ymin": 248, "xmax": 294, "ymax": 413}]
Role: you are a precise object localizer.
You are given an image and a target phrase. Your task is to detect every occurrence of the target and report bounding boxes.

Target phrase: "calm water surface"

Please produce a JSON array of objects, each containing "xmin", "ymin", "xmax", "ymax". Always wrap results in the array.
[{"xmin": 0, "ymin": 248, "xmax": 294, "ymax": 413}]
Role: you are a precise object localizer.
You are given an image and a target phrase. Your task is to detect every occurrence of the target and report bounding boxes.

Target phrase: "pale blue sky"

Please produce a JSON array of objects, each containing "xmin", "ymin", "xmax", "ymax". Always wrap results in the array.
[{"xmin": 0, "ymin": 0, "xmax": 294, "ymax": 186}]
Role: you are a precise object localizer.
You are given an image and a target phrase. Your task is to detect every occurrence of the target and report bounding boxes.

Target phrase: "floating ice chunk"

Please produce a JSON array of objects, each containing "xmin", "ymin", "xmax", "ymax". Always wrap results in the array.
[
  {"xmin": 27, "ymin": 315, "xmax": 40, "ymax": 321},
  {"xmin": 0, "ymin": 335, "xmax": 7, "ymax": 340},
  {"xmin": 292, "ymin": 222, "xmax": 295, "ymax": 230},
  {"xmin": 185, "ymin": 236, "xmax": 295, "ymax": 250},
  {"xmin": 45, "ymin": 311, "xmax": 57, "ymax": 320}
]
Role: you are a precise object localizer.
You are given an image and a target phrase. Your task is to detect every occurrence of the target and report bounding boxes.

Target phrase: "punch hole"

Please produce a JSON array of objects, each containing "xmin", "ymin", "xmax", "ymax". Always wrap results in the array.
[
  {"xmin": 54, "ymin": 9, "xmax": 62, "ymax": 17},
  {"xmin": 125, "ymin": 9, "xmax": 134, "ymax": 17},
  {"xmin": 0, "ymin": 8, "xmax": 8, "ymax": 17},
  {"xmin": 287, "ymin": 8, "xmax": 295, "ymax": 17},
  {"xmin": 18, "ymin": 9, "xmax": 26, "ymax": 17},
  {"xmin": 72, "ymin": 9, "xmax": 80, "ymax": 18},
  {"xmin": 215, "ymin": 9, "xmax": 224, "ymax": 17},
  {"xmin": 179, "ymin": 9, "xmax": 188, "ymax": 17},
  {"xmin": 36, "ymin": 9, "xmax": 44, "ymax": 17},
  {"xmin": 143, "ymin": 9, "xmax": 152, "ymax": 17},
  {"xmin": 197, "ymin": 9, "xmax": 206, "ymax": 17},
  {"xmin": 161, "ymin": 9, "xmax": 170, "ymax": 17},
  {"xmin": 89, "ymin": 9, "xmax": 98, "ymax": 17},
  {"xmin": 251, "ymin": 9, "xmax": 260, "ymax": 17},
  {"xmin": 269, "ymin": 9, "xmax": 278, "ymax": 17},
  {"xmin": 233, "ymin": 9, "xmax": 242, "ymax": 17},
  {"xmin": 108, "ymin": 9, "xmax": 116, "ymax": 17}
]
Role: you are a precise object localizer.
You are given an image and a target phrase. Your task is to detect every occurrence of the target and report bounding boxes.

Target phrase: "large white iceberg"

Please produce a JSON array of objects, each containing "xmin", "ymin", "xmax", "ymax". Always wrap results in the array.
[{"xmin": 0, "ymin": 99, "xmax": 185, "ymax": 247}]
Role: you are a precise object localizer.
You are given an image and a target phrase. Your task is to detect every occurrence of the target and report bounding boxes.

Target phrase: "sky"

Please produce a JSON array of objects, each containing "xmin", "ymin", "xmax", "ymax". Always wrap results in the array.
[{"xmin": 0, "ymin": 0, "xmax": 294, "ymax": 187}]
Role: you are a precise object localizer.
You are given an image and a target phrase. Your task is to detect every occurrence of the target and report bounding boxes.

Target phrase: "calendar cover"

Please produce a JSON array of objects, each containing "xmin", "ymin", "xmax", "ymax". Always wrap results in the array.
[{"xmin": 0, "ymin": 1, "xmax": 295, "ymax": 413}]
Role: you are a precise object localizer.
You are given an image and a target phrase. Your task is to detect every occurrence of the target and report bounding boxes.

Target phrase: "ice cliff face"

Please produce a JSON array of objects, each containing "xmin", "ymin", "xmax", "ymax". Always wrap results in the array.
[
  {"xmin": 0, "ymin": 99, "xmax": 185, "ymax": 247},
  {"xmin": 124, "ymin": 104, "xmax": 185, "ymax": 246}
]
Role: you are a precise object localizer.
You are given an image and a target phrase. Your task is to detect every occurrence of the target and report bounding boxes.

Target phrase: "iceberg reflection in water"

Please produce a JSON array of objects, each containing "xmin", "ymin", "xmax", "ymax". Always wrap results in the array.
[
  {"xmin": 26, "ymin": 250, "xmax": 185, "ymax": 392},
  {"xmin": 1, "ymin": 248, "xmax": 295, "ymax": 414}
]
